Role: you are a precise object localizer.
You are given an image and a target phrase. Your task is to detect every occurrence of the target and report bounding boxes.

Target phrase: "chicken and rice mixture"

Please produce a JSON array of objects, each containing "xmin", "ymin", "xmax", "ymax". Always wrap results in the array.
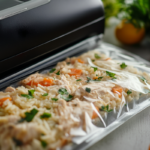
[{"xmin": 0, "ymin": 50, "xmax": 150, "ymax": 150}]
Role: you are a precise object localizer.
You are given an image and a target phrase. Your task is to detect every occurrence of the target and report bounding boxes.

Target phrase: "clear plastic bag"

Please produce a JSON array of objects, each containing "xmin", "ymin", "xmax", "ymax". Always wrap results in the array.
[{"xmin": 0, "ymin": 36, "xmax": 150, "ymax": 150}]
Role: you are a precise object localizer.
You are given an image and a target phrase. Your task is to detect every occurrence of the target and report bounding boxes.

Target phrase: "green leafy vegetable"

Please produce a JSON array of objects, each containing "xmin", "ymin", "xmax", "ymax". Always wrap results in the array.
[
  {"xmin": 120, "ymin": 62, "xmax": 127, "ymax": 69},
  {"xmin": 106, "ymin": 71, "xmax": 116, "ymax": 77},
  {"xmin": 127, "ymin": 90, "xmax": 132, "ymax": 95},
  {"xmin": 92, "ymin": 60, "xmax": 95, "ymax": 62},
  {"xmin": 91, "ymin": 67, "xmax": 98, "ymax": 72},
  {"xmin": 58, "ymin": 88, "xmax": 68, "ymax": 95},
  {"xmin": 40, "ymin": 113, "xmax": 51, "ymax": 119},
  {"xmin": 76, "ymin": 79, "xmax": 82, "ymax": 81},
  {"xmin": 95, "ymin": 53, "xmax": 101, "ymax": 59},
  {"xmin": 100, "ymin": 105, "xmax": 113, "ymax": 112},
  {"xmin": 61, "ymin": 95, "xmax": 73, "ymax": 101},
  {"xmin": 41, "ymin": 141, "xmax": 47, "ymax": 148},
  {"xmin": 49, "ymin": 68, "xmax": 56, "ymax": 73},
  {"xmin": 56, "ymin": 71, "xmax": 60, "ymax": 75},
  {"xmin": 42, "ymin": 93, "xmax": 48, "ymax": 96},
  {"xmin": 21, "ymin": 89, "xmax": 35, "ymax": 99},
  {"xmin": 85, "ymin": 87, "xmax": 91, "ymax": 93},
  {"xmin": 24, "ymin": 108, "xmax": 38, "ymax": 122},
  {"xmin": 51, "ymin": 98, "xmax": 58, "ymax": 101}
]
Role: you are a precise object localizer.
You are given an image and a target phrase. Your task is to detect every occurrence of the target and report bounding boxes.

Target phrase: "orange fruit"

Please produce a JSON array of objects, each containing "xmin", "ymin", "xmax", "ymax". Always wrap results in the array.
[{"xmin": 115, "ymin": 20, "xmax": 145, "ymax": 45}]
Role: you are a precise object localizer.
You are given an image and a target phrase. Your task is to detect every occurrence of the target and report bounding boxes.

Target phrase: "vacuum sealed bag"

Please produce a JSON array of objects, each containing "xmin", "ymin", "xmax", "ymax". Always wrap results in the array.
[{"xmin": 0, "ymin": 37, "xmax": 150, "ymax": 150}]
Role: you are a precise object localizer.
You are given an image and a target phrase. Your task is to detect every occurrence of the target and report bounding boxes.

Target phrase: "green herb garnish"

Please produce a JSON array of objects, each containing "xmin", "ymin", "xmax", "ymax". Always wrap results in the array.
[
  {"xmin": 120, "ymin": 62, "xmax": 127, "ymax": 69},
  {"xmin": 51, "ymin": 98, "xmax": 58, "ymax": 101},
  {"xmin": 106, "ymin": 71, "xmax": 116, "ymax": 78},
  {"xmin": 67, "ymin": 62, "xmax": 71, "ymax": 65},
  {"xmin": 40, "ymin": 113, "xmax": 51, "ymax": 119},
  {"xmin": 91, "ymin": 67, "xmax": 98, "ymax": 72},
  {"xmin": 58, "ymin": 88, "xmax": 68, "ymax": 95},
  {"xmin": 94, "ymin": 77, "xmax": 103, "ymax": 81},
  {"xmin": 24, "ymin": 108, "xmax": 38, "ymax": 122},
  {"xmin": 61, "ymin": 95, "xmax": 73, "ymax": 101},
  {"xmin": 100, "ymin": 105, "xmax": 113, "ymax": 112},
  {"xmin": 56, "ymin": 71, "xmax": 60, "ymax": 75},
  {"xmin": 41, "ymin": 141, "xmax": 47, "ymax": 148},
  {"xmin": 76, "ymin": 79, "xmax": 82, "ymax": 81},
  {"xmin": 140, "ymin": 76, "xmax": 147, "ymax": 82},
  {"xmin": 92, "ymin": 60, "xmax": 95, "ymax": 62},
  {"xmin": 21, "ymin": 89, "xmax": 35, "ymax": 99},
  {"xmin": 86, "ymin": 77, "xmax": 91, "ymax": 83},
  {"xmin": 111, "ymin": 77, "xmax": 117, "ymax": 80},
  {"xmin": 49, "ymin": 68, "xmax": 56, "ymax": 73},
  {"xmin": 95, "ymin": 53, "xmax": 101, "ymax": 59},
  {"xmin": 42, "ymin": 93, "xmax": 48, "ymax": 96},
  {"xmin": 127, "ymin": 90, "xmax": 132, "ymax": 95},
  {"xmin": 85, "ymin": 87, "xmax": 91, "ymax": 93}
]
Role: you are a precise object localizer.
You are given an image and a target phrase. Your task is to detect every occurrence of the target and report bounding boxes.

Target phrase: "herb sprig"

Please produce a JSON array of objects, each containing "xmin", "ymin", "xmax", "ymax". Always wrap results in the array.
[
  {"xmin": 21, "ymin": 89, "xmax": 35, "ymax": 99},
  {"xmin": 100, "ymin": 105, "xmax": 113, "ymax": 112},
  {"xmin": 120, "ymin": 62, "xmax": 127, "ymax": 69}
]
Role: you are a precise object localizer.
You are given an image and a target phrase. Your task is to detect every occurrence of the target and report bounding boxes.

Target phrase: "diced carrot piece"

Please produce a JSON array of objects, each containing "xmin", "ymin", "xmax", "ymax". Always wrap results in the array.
[
  {"xmin": 61, "ymin": 139, "xmax": 68, "ymax": 147},
  {"xmin": 105, "ymin": 58, "xmax": 111, "ymax": 61},
  {"xmin": 39, "ymin": 78, "xmax": 53, "ymax": 86},
  {"xmin": 68, "ymin": 69, "xmax": 82, "ymax": 77},
  {"xmin": 112, "ymin": 87, "xmax": 122, "ymax": 98},
  {"xmin": 92, "ymin": 107, "xmax": 99, "ymax": 119},
  {"xmin": 93, "ymin": 77, "xmax": 98, "ymax": 80},
  {"xmin": 0, "ymin": 97, "xmax": 12, "ymax": 106},
  {"xmin": 77, "ymin": 58, "xmax": 84, "ymax": 64},
  {"xmin": 27, "ymin": 78, "xmax": 53, "ymax": 87}
]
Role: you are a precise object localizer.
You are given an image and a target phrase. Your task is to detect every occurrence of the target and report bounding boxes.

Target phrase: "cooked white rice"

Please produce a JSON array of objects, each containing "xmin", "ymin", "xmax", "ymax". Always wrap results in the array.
[{"xmin": 0, "ymin": 50, "xmax": 150, "ymax": 150}]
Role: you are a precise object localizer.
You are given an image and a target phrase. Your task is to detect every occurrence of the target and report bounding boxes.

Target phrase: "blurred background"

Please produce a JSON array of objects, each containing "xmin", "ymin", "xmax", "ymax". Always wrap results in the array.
[{"xmin": 102, "ymin": 0, "xmax": 150, "ymax": 61}]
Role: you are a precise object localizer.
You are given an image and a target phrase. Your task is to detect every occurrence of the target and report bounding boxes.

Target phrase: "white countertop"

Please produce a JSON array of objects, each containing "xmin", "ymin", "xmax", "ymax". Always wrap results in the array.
[{"xmin": 87, "ymin": 26, "xmax": 150, "ymax": 150}]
